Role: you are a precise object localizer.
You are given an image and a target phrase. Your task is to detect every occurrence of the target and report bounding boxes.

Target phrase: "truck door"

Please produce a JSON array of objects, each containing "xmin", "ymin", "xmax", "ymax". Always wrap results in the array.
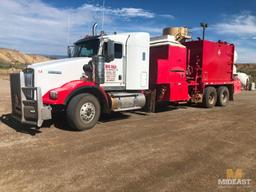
[{"xmin": 102, "ymin": 42, "xmax": 124, "ymax": 88}]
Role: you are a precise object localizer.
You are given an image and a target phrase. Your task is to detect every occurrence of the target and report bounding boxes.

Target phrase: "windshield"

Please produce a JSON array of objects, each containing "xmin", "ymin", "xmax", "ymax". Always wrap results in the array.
[{"xmin": 73, "ymin": 39, "xmax": 100, "ymax": 57}]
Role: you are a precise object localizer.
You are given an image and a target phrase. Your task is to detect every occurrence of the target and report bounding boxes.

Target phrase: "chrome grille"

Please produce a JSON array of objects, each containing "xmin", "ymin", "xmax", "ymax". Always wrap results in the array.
[
  {"xmin": 23, "ymin": 68, "xmax": 34, "ymax": 100},
  {"xmin": 24, "ymin": 68, "xmax": 34, "ymax": 87}
]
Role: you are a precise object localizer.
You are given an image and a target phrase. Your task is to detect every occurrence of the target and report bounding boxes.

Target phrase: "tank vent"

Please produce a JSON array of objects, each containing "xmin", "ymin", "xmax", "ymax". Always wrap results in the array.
[{"xmin": 163, "ymin": 27, "xmax": 191, "ymax": 42}]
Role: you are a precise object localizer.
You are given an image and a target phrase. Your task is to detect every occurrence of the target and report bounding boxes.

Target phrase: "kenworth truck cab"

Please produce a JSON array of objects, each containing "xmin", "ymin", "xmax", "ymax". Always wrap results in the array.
[{"xmin": 10, "ymin": 32, "xmax": 150, "ymax": 130}]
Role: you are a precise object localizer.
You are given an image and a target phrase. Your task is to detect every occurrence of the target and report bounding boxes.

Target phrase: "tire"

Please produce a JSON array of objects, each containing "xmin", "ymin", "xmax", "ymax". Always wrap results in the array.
[
  {"xmin": 66, "ymin": 93, "xmax": 100, "ymax": 131},
  {"xmin": 202, "ymin": 86, "xmax": 217, "ymax": 108},
  {"xmin": 217, "ymin": 86, "xmax": 229, "ymax": 106}
]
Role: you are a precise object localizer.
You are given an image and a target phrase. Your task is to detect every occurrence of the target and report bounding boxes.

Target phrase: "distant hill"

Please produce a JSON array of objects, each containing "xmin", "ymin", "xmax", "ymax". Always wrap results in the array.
[
  {"xmin": 42, "ymin": 54, "xmax": 67, "ymax": 59},
  {"xmin": 0, "ymin": 48, "xmax": 255, "ymax": 82},
  {"xmin": 0, "ymin": 48, "xmax": 52, "ymax": 69},
  {"xmin": 236, "ymin": 64, "xmax": 256, "ymax": 82}
]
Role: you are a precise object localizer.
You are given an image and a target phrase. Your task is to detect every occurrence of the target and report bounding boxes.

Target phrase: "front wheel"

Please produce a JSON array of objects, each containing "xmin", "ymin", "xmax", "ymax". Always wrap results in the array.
[
  {"xmin": 66, "ymin": 94, "xmax": 100, "ymax": 131},
  {"xmin": 202, "ymin": 86, "xmax": 217, "ymax": 108}
]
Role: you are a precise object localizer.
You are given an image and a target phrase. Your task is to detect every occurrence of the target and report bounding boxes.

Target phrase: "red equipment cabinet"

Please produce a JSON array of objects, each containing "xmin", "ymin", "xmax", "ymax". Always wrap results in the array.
[
  {"xmin": 184, "ymin": 40, "xmax": 234, "ymax": 85},
  {"xmin": 184, "ymin": 40, "xmax": 235, "ymax": 102},
  {"xmin": 150, "ymin": 43, "xmax": 188, "ymax": 102},
  {"xmin": 149, "ymin": 38, "xmax": 235, "ymax": 108}
]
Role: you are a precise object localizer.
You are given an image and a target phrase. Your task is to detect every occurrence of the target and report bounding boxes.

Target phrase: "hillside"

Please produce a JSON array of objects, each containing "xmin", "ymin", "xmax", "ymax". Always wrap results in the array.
[
  {"xmin": 0, "ymin": 48, "xmax": 51, "ymax": 69},
  {"xmin": 0, "ymin": 48, "xmax": 255, "ymax": 82},
  {"xmin": 236, "ymin": 64, "xmax": 256, "ymax": 82}
]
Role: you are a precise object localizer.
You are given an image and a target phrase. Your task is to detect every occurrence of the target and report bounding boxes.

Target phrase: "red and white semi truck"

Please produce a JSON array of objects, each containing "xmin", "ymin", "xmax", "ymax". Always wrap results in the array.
[{"xmin": 10, "ymin": 26, "xmax": 235, "ymax": 131}]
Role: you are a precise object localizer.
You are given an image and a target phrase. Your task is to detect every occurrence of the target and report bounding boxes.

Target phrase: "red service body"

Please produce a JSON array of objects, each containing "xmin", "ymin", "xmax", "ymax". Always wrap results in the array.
[
  {"xmin": 149, "ymin": 39, "xmax": 235, "ymax": 104},
  {"xmin": 150, "ymin": 44, "xmax": 188, "ymax": 102},
  {"xmin": 185, "ymin": 40, "xmax": 234, "ymax": 84}
]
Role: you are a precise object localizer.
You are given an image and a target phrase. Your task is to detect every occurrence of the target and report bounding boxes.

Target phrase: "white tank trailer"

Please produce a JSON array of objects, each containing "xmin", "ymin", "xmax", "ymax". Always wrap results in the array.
[{"xmin": 233, "ymin": 63, "xmax": 251, "ymax": 89}]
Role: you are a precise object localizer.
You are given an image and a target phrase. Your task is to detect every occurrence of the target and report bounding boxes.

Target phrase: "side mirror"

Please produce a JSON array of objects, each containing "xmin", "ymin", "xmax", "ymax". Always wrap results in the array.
[{"xmin": 106, "ymin": 40, "xmax": 115, "ymax": 62}]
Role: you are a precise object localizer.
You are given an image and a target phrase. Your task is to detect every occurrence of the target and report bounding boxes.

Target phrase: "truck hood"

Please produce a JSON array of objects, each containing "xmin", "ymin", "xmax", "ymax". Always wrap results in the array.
[
  {"xmin": 28, "ymin": 57, "xmax": 92, "ymax": 96},
  {"xmin": 28, "ymin": 57, "xmax": 91, "ymax": 70}
]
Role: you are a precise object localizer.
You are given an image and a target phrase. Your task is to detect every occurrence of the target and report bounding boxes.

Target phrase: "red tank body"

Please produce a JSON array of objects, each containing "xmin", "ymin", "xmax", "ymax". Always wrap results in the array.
[
  {"xmin": 185, "ymin": 40, "xmax": 234, "ymax": 84},
  {"xmin": 149, "ymin": 39, "xmax": 235, "ymax": 104}
]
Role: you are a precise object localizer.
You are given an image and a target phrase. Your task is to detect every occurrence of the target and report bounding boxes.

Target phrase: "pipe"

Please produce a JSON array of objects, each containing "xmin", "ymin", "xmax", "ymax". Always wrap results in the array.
[
  {"xmin": 92, "ymin": 23, "xmax": 98, "ymax": 36},
  {"xmin": 200, "ymin": 22, "xmax": 208, "ymax": 41}
]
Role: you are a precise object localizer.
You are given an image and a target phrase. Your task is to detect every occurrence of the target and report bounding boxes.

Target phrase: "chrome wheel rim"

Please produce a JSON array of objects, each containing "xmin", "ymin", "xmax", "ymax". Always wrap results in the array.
[
  {"xmin": 221, "ymin": 91, "xmax": 228, "ymax": 103},
  {"xmin": 208, "ymin": 93, "xmax": 215, "ymax": 105},
  {"xmin": 80, "ymin": 102, "xmax": 96, "ymax": 123}
]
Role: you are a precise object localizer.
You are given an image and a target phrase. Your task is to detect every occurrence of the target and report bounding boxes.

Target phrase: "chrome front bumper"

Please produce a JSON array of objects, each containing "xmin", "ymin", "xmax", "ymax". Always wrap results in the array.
[{"xmin": 10, "ymin": 72, "xmax": 52, "ymax": 127}]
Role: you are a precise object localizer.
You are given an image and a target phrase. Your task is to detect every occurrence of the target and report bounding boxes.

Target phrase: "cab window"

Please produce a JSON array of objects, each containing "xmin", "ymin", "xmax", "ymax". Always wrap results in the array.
[
  {"xmin": 103, "ymin": 42, "xmax": 123, "ymax": 59},
  {"xmin": 114, "ymin": 44, "xmax": 122, "ymax": 58}
]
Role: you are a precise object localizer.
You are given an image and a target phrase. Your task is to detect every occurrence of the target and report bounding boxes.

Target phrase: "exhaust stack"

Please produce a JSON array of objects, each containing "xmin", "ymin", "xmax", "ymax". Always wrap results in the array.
[{"xmin": 92, "ymin": 23, "xmax": 98, "ymax": 36}]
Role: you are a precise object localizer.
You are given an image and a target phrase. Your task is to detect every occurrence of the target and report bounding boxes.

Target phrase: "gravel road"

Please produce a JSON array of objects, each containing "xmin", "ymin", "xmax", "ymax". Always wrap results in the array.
[{"xmin": 0, "ymin": 79, "xmax": 256, "ymax": 192}]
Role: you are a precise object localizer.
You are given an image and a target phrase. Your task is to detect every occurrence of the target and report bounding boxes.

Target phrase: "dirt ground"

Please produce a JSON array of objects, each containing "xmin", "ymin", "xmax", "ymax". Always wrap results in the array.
[{"xmin": 0, "ymin": 78, "xmax": 256, "ymax": 192}]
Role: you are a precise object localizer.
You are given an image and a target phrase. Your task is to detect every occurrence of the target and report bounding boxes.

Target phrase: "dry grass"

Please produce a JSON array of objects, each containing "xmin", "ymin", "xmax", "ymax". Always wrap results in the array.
[
  {"xmin": 0, "ymin": 69, "xmax": 20, "ymax": 80},
  {"xmin": 0, "ymin": 48, "xmax": 51, "ymax": 67}
]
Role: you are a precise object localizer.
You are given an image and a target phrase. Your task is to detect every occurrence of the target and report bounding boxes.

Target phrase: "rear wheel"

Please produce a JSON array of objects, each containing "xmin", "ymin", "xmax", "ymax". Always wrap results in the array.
[
  {"xmin": 67, "ymin": 94, "xmax": 100, "ymax": 131},
  {"xmin": 217, "ymin": 86, "xmax": 229, "ymax": 106},
  {"xmin": 203, "ymin": 86, "xmax": 217, "ymax": 108}
]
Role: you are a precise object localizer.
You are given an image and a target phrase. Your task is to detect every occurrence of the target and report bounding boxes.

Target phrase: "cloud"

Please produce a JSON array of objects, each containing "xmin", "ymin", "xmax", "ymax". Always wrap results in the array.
[
  {"xmin": 79, "ymin": 4, "xmax": 155, "ymax": 19},
  {"xmin": 112, "ymin": 8, "xmax": 155, "ymax": 18},
  {"xmin": 0, "ymin": 0, "xmax": 173, "ymax": 55},
  {"xmin": 212, "ymin": 13, "xmax": 256, "ymax": 63},
  {"xmin": 159, "ymin": 14, "xmax": 175, "ymax": 19},
  {"xmin": 117, "ymin": 25, "xmax": 165, "ymax": 34},
  {"xmin": 0, "ymin": 0, "xmax": 82, "ymax": 54},
  {"xmin": 213, "ymin": 14, "xmax": 256, "ymax": 36},
  {"xmin": 236, "ymin": 46, "xmax": 256, "ymax": 63}
]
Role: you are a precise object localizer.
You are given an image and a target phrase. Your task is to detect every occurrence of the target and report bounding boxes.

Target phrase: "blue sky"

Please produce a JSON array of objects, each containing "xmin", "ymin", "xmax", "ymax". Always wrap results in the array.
[{"xmin": 0, "ymin": 0, "xmax": 256, "ymax": 63}]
